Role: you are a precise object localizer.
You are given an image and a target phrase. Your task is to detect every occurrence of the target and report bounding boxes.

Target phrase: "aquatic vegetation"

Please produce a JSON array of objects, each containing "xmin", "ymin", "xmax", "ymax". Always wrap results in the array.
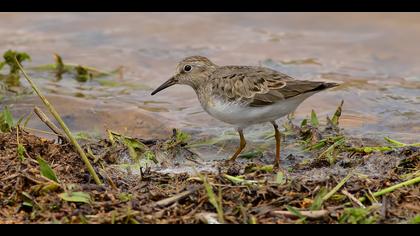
[
  {"xmin": 0, "ymin": 50, "xmax": 31, "ymax": 75},
  {"xmin": 31, "ymin": 53, "xmax": 119, "ymax": 80},
  {"xmin": 1, "ymin": 49, "xmax": 147, "ymax": 104},
  {"xmin": 0, "ymin": 50, "xmax": 32, "ymax": 95}
]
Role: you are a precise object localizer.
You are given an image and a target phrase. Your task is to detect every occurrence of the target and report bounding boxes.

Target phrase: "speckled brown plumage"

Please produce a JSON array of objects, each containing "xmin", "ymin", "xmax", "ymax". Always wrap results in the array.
[{"xmin": 208, "ymin": 65, "xmax": 337, "ymax": 107}]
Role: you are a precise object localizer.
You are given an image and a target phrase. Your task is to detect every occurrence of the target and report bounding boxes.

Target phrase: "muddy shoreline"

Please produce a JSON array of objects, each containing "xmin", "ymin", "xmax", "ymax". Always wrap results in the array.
[{"xmin": 1, "ymin": 115, "xmax": 418, "ymax": 223}]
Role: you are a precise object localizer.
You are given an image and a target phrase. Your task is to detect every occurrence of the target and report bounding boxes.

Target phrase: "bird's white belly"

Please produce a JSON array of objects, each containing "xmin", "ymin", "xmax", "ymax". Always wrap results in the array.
[{"xmin": 203, "ymin": 93, "xmax": 316, "ymax": 128}]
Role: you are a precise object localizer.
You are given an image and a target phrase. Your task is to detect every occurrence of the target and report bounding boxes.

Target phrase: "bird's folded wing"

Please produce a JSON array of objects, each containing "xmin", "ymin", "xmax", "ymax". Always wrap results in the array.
[
  {"xmin": 210, "ymin": 66, "xmax": 334, "ymax": 107},
  {"xmin": 250, "ymin": 80, "xmax": 335, "ymax": 107}
]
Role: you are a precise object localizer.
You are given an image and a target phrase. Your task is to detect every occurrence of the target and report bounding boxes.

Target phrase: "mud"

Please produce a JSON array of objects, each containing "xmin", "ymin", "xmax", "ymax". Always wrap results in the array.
[{"xmin": 0, "ymin": 123, "xmax": 418, "ymax": 224}]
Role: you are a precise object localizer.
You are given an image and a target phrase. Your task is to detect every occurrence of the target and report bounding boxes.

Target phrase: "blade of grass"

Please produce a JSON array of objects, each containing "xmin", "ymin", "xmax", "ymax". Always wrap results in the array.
[
  {"xmin": 359, "ymin": 175, "xmax": 420, "ymax": 203},
  {"xmin": 285, "ymin": 205, "xmax": 306, "ymax": 220},
  {"xmin": 200, "ymin": 174, "xmax": 224, "ymax": 223},
  {"xmin": 15, "ymin": 58, "xmax": 102, "ymax": 185},
  {"xmin": 310, "ymin": 187, "xmax": 328, "ymax": 210},
  {"xmin": 322, "ymin": 171, "xmax": 353, "ymax": 202},
  {"xmin": 318, "ymin": 136, "xmax": 345, "ymax": 159},
  {"xmin": 384, "ymin": 137, "xmax": 406, "ymax": 147},
  {"xmin": 16, "ymin": 128, "xmax": 27, "ymax": 161},
  {"xmin": 223, "ymin": 174, "xmax": 258, "ymax": 185},
  {"xmin": 384, "ymin": 137, "xmax": 420, "ymax": 147}
]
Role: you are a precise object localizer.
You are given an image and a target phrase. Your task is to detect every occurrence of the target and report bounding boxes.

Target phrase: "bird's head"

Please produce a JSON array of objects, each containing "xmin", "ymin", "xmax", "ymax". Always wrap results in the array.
[{"xmin": 151, "ymin": 56, "xmax": 217, "ymax": 95}]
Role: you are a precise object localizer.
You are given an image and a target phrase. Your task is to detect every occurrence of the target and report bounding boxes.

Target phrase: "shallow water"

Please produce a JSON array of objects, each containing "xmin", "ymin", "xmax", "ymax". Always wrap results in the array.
[{"xmin": 1, "ymin": 13, "xmax": 419, "ymax": 161}]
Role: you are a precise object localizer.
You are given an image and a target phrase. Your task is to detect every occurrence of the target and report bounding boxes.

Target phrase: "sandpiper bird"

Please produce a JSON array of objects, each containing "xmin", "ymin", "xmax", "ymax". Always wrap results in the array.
[{"xmin": 151, "ymin": 56, "xmax": 338, "ymax": 167}]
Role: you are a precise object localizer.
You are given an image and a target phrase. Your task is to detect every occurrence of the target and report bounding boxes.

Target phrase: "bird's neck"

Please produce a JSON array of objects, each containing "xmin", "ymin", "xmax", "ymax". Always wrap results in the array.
[
  {"xmin": 191, "ymin": 81, "xmax": 211, "ymax": 106},
  {"xmin": 189, "ymin": 73, "xmax": 212, "ymax": 91}
]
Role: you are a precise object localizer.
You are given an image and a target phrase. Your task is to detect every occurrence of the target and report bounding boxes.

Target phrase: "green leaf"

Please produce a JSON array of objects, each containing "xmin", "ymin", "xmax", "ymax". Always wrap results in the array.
[
  {"xmin": 203, "ymin": 179, "xmax": 218, "ymax": 210},
  {"xmin": 348, "ymin": 146, "xmax": 393, "ymax": 153},
  {"xmin": 3, "ymin": 50, "xmax": 31, "ymax": 74},
  {"xmin": 310, "ymin": 110, "xmax": 319, "ymax": 127},
  {"xmin": 21, "ymin": 191, "xmax": 42, "ymax": 210},
  {"xmin": 224, "ymin": 174, "xmax": 257, "ymax": 185},
  {"xmin": 201, "ymin": 175, "xmax": 224, "ymax": 223},
  {"xmin": 107, "ymin": 130, "xmax": 116, "ymax": 145},
  {"xmin": 108, "ymin": 131, "xmax": 152, "ymax": 161},
  {"xmin": 0, "ymin": 106, "xmax": 14, "ymax": 132},
  {"xmin": 338, "ymin": 207, "xmax": 378, "ymax": 224},
  {"xmin": 300, "ymin": 118, "xmax": 308, "ymax": 127},
  {"xmin": 59, "ymin": 191, "xmax": 92, "ymax": 204},
  {"xmin": 175, "ymin": 129, "xmax": 191, "ymax": 143},
  {"xmin": 409, "ymin": 215, "xmax": 420, "ymax": 224},
  {"xmin": 275, "ymin": 171, "xmax": 286, "ymax": 185},
  {"xmin": 331, "ymin": 100, "xmax": 344, "ymax": 126},
  {"xmin": 239, "ymin": 150, "xmax": 263, "ymax": 159},
  {"xmin": 22, "ymin": 201, "xmax": 33, "ymax": 208},
  {"xmin": 40, "ymin": 182, "xmax": 60, "ymax": 192},
  {"xmin": 286, "ymin": 205, "xmax": 306, "ymax": 221},
  {"xmin": 74, "ymin": 131, "xmax": 100, "ymax": 141},
  {"xmin": 17, "ymin": 144, "xmax": 26, "ymax": 161},
  {"xmin": 310, "ymin": 187, "xmax": 328, "ymax": 210},
  {"xmin": 75, "ymin": 65, "xmax": 91, "ymax": 82},
  {"xmin": 118, "ymin": 193, "xmax": 132, "ymax": 202},
  {"xmin": 384, "ymin": 137, "xmax": 406, "ymax": 147},
  {"xmin": 53, "ymin": 53, "xmax": 65, "ymax": 74},
  {"xmin": 250, "ymin": 164, "xmax": 273, "ymax": 172},
  {"xmin": 0, "ymin": 61, "xmax": 5, "ymax": 70},
  {"xmin": 37, "ymin": 156, "xmax": 59, "ymax": 183},
  {"xmin": 318, "ymin": 136, "xmax": 345, "ymax": 160}
]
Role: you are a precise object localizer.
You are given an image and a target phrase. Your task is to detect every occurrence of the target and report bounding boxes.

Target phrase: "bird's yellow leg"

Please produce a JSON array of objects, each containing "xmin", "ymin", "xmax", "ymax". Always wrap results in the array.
[
  {"xmin": 228, "ymin": 129, "xmax": 246, "ymax": 162},
  {"xmin": 271, "ymin": 121, "xmax": 281, "ymax": 167}
]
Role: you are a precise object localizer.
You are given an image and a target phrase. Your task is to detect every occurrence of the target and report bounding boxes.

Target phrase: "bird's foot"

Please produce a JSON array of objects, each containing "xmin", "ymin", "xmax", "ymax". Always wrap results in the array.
[{"xmin": 273, "ymin": 161, "xmax": 287, "ymax": 172}]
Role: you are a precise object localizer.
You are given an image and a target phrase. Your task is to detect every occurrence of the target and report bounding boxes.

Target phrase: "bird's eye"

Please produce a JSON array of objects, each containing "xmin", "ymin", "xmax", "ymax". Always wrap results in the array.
[{"xmin": 183, "ymin": 65, "xmax": 192, "ymax": 72}]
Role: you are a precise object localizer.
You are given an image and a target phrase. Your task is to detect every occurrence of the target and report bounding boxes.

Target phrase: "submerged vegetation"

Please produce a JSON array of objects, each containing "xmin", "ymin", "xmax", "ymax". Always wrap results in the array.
[
  {"xmin": 0, "ymin": 50, "xmax": 418, "ymax": 224},
  {"xmin": 0, "ymin": 49, "xmax": 147, "ymax": 102},
  {"xmin": 0, "ymin": 50, "xmax": 32, "ymax": 96}
]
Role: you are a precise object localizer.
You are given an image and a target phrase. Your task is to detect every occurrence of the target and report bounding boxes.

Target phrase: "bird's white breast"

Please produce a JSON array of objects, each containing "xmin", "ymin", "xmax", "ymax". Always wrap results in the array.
[{"xmin": 202, "ymin": 92, "xmax": 317, "ymax": 128}]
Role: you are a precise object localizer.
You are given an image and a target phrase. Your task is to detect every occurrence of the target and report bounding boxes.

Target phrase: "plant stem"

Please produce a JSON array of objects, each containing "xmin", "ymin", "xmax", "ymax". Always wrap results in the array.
[
  {"xmin": 34, "ymin": 106, "xmax": 67, "ymax": 140},
  {"xmin": 322, "ymin": 171, "xmax": 353, "ymax": 201},
  {"xmin": 359, "ymin": 175, "xmax": 420, "ymax": 203},
  {"xmin": 15, "ymin": 58, "xmax": 102, "ymax": 185}
]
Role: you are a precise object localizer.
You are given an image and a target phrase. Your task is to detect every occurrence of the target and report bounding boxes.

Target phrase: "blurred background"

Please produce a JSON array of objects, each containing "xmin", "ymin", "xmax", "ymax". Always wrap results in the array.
[{"xmin": 0, "ymin": 13, "xmax": 419, "ymax": 159}]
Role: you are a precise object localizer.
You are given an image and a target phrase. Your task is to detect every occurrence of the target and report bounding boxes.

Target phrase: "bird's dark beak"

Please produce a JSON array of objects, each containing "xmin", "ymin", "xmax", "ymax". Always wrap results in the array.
[{"xmin": 151, "ymin": 77, "xmax": 177, "ymax": 95}]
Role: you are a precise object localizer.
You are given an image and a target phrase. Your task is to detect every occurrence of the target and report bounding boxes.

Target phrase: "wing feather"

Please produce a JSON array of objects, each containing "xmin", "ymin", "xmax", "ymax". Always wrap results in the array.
[{"xmin": 210, "ymin": 66, "xmax": 337, "ymax": 107}]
